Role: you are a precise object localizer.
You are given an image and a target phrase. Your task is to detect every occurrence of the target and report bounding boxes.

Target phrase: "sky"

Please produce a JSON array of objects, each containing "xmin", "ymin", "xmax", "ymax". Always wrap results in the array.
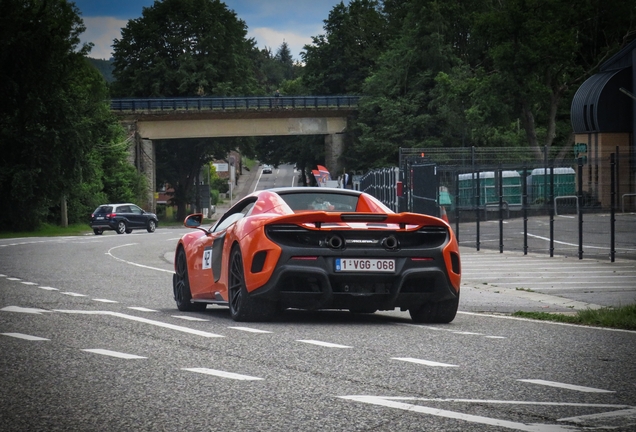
[{"xmin": 72, "ymin": 0, "xmax": 348, "ymax": 61}]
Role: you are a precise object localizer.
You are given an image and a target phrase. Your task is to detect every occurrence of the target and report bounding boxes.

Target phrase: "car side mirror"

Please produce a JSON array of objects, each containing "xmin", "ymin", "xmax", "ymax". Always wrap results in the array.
[{"xmin": 184, "ymin": 214, "xmax": 203, "ymax": 228}]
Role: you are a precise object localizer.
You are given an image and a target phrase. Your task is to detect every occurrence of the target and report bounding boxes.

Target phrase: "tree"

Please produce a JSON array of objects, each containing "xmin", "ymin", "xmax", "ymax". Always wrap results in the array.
[
  {"xmin": 466, "ymin": 0, "xmax": 636, "ymax": 159},
  {"xmin": 111, "ymin": 0, "xmax": 258, "ymax": 97},
  {"xmin": 352, "ymin": 1, "xmax": 465, "ymax": 168},
  {"xmin": 111, "ymin": 0, "xmax": 260, "ymax": 218},
  {"xmin": 302, "ymin": 0, "xmax": 388, "ymax": 95},
  {"xmin": 275, "ymin": 41, "xmax": 295, "ymax": 81},
  {"xmin": 0, "ymin": 0, "xmax": 138, "ymax": 231}
]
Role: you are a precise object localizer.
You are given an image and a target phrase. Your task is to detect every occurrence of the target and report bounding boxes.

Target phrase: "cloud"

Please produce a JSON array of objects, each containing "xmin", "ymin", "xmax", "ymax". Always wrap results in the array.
[
  {"xmin": 249, "ymin": 26, "xmax": 321, "ymax": 60},
  {"xmin": 81, "ymin": 16, "xmax": 127, "ymax": 60}
]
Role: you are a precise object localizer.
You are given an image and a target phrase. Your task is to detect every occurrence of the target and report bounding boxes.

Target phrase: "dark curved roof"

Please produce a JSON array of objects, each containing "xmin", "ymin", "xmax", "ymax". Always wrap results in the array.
[{"xmin": 571, "ymin": 67, "xmax": 632, "ymax": 133}]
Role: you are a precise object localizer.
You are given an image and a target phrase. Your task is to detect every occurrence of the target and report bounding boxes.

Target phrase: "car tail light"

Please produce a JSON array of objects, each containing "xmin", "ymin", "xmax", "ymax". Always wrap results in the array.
[
  {"xmin": 108, "ymin": 213, "xmax": 116, "ymax": 218},
  {"xmin": 291, "ymin": 256, "xmax": 318, "ymax": 260}
]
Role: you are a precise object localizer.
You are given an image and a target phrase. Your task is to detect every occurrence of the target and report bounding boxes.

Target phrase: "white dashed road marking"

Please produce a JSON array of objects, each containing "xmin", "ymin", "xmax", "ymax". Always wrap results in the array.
[
  {"xmin": 20, "ymin": 281, "xmax": 37, "ymax": 286},
  {"xmin": 182, "ymin": 368, "xmax": 263, "ymax": 381},
  {"xmin": 38, "ymin": 286, "xmax": 59, "ymax": 291},
  {"xmin": 1, "ymin": 306, "xmax": 50, "ymax": 314},
  {"xmin": 55, "ymin": 310, "xmax": 224, "ymax": 338},
  {"xmin": 172, "ymin": 315, "xmax": 208, "ymax": 321},
  {"xmin": 93, "ymin": 299, "xmax": 118, "ymax": 303},
  {"xmin": 2, "ymin": 333, "xmax": 49, "ymax": 341},
  {"xmin": 229, "ymin": 326, "xmax": 272, "ymax": 333},
  {"xmin": 297, "ymin": 340, "xmax": 352, "ymax": 348},
  {"xmin": 82, "ymin": 349, "xmax": 146, "ymax": 359},
  {"xmin": 61, "ymin": 292, "xmax": 86, "ymax": 297},
  {"xmin": 518, "ymin": 379, "xmax": 614, "ymax": 393},
  {"xmin": 392, "ymin": 357, "xmax": 458, "ymax": 367},
  {"xmin": 128, "ymin": 307, "xmax": 157, "ymax": 312}
]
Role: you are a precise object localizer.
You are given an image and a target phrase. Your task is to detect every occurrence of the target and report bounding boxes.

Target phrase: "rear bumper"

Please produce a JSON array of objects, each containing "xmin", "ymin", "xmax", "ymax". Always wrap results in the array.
[
  {"xmin": 90, "ymin": 221, "xmax": 116, "ymax": 230},
  {"xmin": 248, "ymin": 254, "xmax": 458, "ymax": 311}
]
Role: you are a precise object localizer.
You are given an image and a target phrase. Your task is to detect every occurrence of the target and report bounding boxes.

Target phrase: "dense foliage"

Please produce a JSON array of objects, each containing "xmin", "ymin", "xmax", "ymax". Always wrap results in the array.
[
  {"xmin": 0, "ymin": 0, "xmax": 144, "ymax": 231},
  {"xmin": 2, "ymin": 0, "xmax": 634, "ymax": 231}
]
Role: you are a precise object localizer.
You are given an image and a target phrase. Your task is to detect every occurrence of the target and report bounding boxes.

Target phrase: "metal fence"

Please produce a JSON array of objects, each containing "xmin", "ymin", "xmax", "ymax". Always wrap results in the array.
[
  {"xmin": 362, "ymin": 147, "xmax": 636, "ymax": 262},
  {"xmin": 110, "ymin": 96, "xmax": 360, "ymax": 112}
]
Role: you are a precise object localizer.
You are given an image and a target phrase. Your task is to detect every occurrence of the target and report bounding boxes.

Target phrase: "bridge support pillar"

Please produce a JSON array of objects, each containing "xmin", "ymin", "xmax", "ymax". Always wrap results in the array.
[
  {"xmin": 133, "ymin": 134, "xmax": 156, "ymax": 213},
  {"xmin": 325, "ymin": 133, "xmax": 344, "ymax": 180}
]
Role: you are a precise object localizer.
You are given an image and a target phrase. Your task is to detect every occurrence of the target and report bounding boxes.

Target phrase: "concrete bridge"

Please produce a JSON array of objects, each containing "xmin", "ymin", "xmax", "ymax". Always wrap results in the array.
[{"xmin": 111, "ymin": 95, "xmax": 360, "ymax": 212}]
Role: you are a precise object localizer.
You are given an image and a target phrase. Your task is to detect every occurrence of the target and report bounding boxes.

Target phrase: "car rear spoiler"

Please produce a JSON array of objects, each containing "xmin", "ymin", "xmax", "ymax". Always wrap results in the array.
[{"xmin": 267, "ymin": 211, "xmax": 448, "ymax": 230}]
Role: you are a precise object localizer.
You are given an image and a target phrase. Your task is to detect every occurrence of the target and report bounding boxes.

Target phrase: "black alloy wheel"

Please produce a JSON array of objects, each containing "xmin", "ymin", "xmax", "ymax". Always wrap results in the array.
[
  {"xmin": 173, "ymin": 248, "xmax": 206, "ymax": 312},
  {"xmin": 228, "ymin": 245, "xmax": 275, "ymax": 322},
  {"xmin": 93, "ymin": 228, "xmax": 103, "ymax": 235}
]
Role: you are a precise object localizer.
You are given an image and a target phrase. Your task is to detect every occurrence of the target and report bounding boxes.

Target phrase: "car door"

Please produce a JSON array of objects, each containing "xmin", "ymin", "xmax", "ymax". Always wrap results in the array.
[
  {"xmin": 127, "ymin": 205, "xmax": 145, "ymax": 229},
  {"xmin": 189, "ymin": 199, "xmax": 256, "ymax": 299}
]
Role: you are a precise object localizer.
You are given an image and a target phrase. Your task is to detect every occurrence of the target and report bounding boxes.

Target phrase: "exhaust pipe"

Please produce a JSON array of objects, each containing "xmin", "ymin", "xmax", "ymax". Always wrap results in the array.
[
  {"xmin": 326, "ymin": 235, "xmax": 344, "ymax": 249},
  {"xmin": 382, "ymin": 235, "xmax": 399, "ymax": 250}
]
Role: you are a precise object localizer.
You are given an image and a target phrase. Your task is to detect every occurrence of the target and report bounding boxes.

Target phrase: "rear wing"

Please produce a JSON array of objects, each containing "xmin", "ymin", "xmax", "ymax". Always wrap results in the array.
[{"xmin": 264, "ymin": 211, "xmax": 448, "ymax": 230}]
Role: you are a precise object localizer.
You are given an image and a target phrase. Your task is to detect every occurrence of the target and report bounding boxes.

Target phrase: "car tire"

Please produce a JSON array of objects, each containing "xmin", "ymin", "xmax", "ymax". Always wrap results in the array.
[
  {"xmin": 228, "ymin": 245, "xmax": 275, "ymax": 322},
  {"xmin": 173, "ymin": 248, "xmax": 206, "ymax": 312},
  {"xmin": 147, "ymin": 220, "xmax": 156, "ymax": 233},
  {"xmin": 125, "ymin": 229, "xmax": 133, "ymax": 234},
  {"xmin": 116, "ymin": 221, "xmax": 126, "ymax": 234},
  {"xmin": 409, "ymin": 294, "xmax": 459, "ymax": 324},
  {"xmin": 93, "ymin": 228, "xmax": 103, "ymax": 235}
]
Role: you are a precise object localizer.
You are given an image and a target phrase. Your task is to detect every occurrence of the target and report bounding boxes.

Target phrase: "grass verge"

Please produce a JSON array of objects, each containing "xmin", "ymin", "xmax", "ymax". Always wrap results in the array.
[
  {"xmin": 0, "ymin": 223, "xmax": 93, "ymax": 238},
  {"xmin": 513, "ymin": 304, "xmax": 636, "ymax": 330}
]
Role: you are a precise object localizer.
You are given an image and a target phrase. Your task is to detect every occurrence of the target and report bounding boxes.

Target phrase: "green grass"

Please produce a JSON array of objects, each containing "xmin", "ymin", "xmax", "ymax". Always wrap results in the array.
[
  {"xmin": 0, "ymin": 223, "xmax": 93, "ymax": 238},
  {"xmin": 513, "ymin": 304, "xmax": 636, "ymax": 330}
]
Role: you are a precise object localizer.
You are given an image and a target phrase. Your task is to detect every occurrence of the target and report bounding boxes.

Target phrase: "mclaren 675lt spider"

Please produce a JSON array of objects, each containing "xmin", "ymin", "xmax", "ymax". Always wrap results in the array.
[{"xmin": 172, "ymin": 187, "xmax": 461, "ymax": 323}]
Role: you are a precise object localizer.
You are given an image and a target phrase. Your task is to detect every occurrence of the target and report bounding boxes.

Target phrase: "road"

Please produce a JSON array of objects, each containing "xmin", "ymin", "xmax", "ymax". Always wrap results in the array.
[{"xmin": 1, "ymin": 224, "xmax": 635, "ymax": 430}]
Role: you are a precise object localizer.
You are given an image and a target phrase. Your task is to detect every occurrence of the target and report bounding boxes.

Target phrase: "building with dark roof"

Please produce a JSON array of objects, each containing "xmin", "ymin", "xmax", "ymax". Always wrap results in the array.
[{"xmin": 571, "ymin": 39, "xmax": 635, "ymax": 209}]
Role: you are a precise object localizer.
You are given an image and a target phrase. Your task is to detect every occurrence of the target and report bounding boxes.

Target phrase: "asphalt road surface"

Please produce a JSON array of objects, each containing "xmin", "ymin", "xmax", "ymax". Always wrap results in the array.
[{"xmin": 1, "ymin": 229, "xmax": 635, "ymax": 431}]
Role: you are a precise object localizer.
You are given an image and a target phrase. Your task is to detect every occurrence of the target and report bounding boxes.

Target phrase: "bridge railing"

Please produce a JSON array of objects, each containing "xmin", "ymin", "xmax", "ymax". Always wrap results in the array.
[{"xmin": 110, "ymin": 96, "xmax": 360, "ymax": 112}]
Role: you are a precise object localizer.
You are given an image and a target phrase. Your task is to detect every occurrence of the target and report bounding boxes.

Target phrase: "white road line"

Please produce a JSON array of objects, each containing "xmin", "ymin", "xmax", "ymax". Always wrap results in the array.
[
  {"xmin": 340, "ymin": 395, "xmax": 576, "ymax": 432},
  {"xmin": 172, "ymin": 315, "xmax": 208, "ymax": 321},
  {"xmin": 106, "ymin": 243, "xmax": 173, "ymax": 273},
  {"xmin": 128, "ymin": 307, "xmax": 157, "ymax": 312},
  {"xmin": 182, "ymin": 368, "xmax": 263, "ymax": 381},
  {"xmin": 392, "ymin": 357, "xmax": 458, "ymax": 367},
  {"xmin": 1, "ymin": 306, "xmax": 50, "ymax": 314},
  {"xmin": 452, "ymin": 331, "xmax": 483, "ymax": 335},
  {"xmin": 55, "ymin": 310, "xmax": 224, "ymax": 338},
  {"xmin": 518, "ymin": 379, "xmax": 614, "ymax": 393},
  {"xmin": 1, "ymin": 333, "xmax": 49, "ymax": 341},
  {"xmin": 297, "ymin": 340, "xmax": 352, "ymax": 348},
  {"xmin": 457, "ymin": 311, "xmax": 636, "ymax": 334},
  {"xmin": 61, "ymin": 292, "xmax": 86, "ymax": 297},
  {"xmin": 82, "ymin": 349, "xmax": 146, "ymax": 359},
  {"xmin": 20, "ymin": 281, "xmax": 37, "ymax": 285},
  {"xmin": 93, "ymin": 299, "xmax": 118, "ymax": 303},
  {"xmin": 229, "ymin": 326, "xmax": 272, "ymax": 333},
  {"xmin": 524, "ymin": 233, "xmax": 636, "ymax": 251},
  {"xmin": 38, "ymin": 286, "xmax": 59, "ymax": 291},
  {"xmin": 7, "ymin": 277, "xmax": 21, "ymax": 281},
  {"xmin": 558, "ymin": 407, "xmax": 636, "ymax": 423}
]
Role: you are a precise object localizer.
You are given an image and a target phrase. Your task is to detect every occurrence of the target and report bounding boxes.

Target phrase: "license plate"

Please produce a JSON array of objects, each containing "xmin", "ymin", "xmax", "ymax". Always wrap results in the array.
[
  {"xmin": 96, "ymin": 216, "xmax": 104, "ymax": 220},
  {"xmin": 335, "ymin": 258, "xmax": 395, "ymax": 273}
]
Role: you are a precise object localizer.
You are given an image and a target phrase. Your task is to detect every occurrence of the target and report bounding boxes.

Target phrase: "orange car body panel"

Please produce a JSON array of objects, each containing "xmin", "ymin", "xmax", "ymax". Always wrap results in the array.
[{"xmin": 176, "ymin": 188, "xmax": 461, "ymax": 306}]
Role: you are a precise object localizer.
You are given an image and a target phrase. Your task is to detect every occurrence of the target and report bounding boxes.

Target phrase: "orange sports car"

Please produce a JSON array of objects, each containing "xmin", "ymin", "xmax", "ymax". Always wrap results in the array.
[{"xmin": 172, "ymin": 187, "xmax": 461, "ymax": 322}]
